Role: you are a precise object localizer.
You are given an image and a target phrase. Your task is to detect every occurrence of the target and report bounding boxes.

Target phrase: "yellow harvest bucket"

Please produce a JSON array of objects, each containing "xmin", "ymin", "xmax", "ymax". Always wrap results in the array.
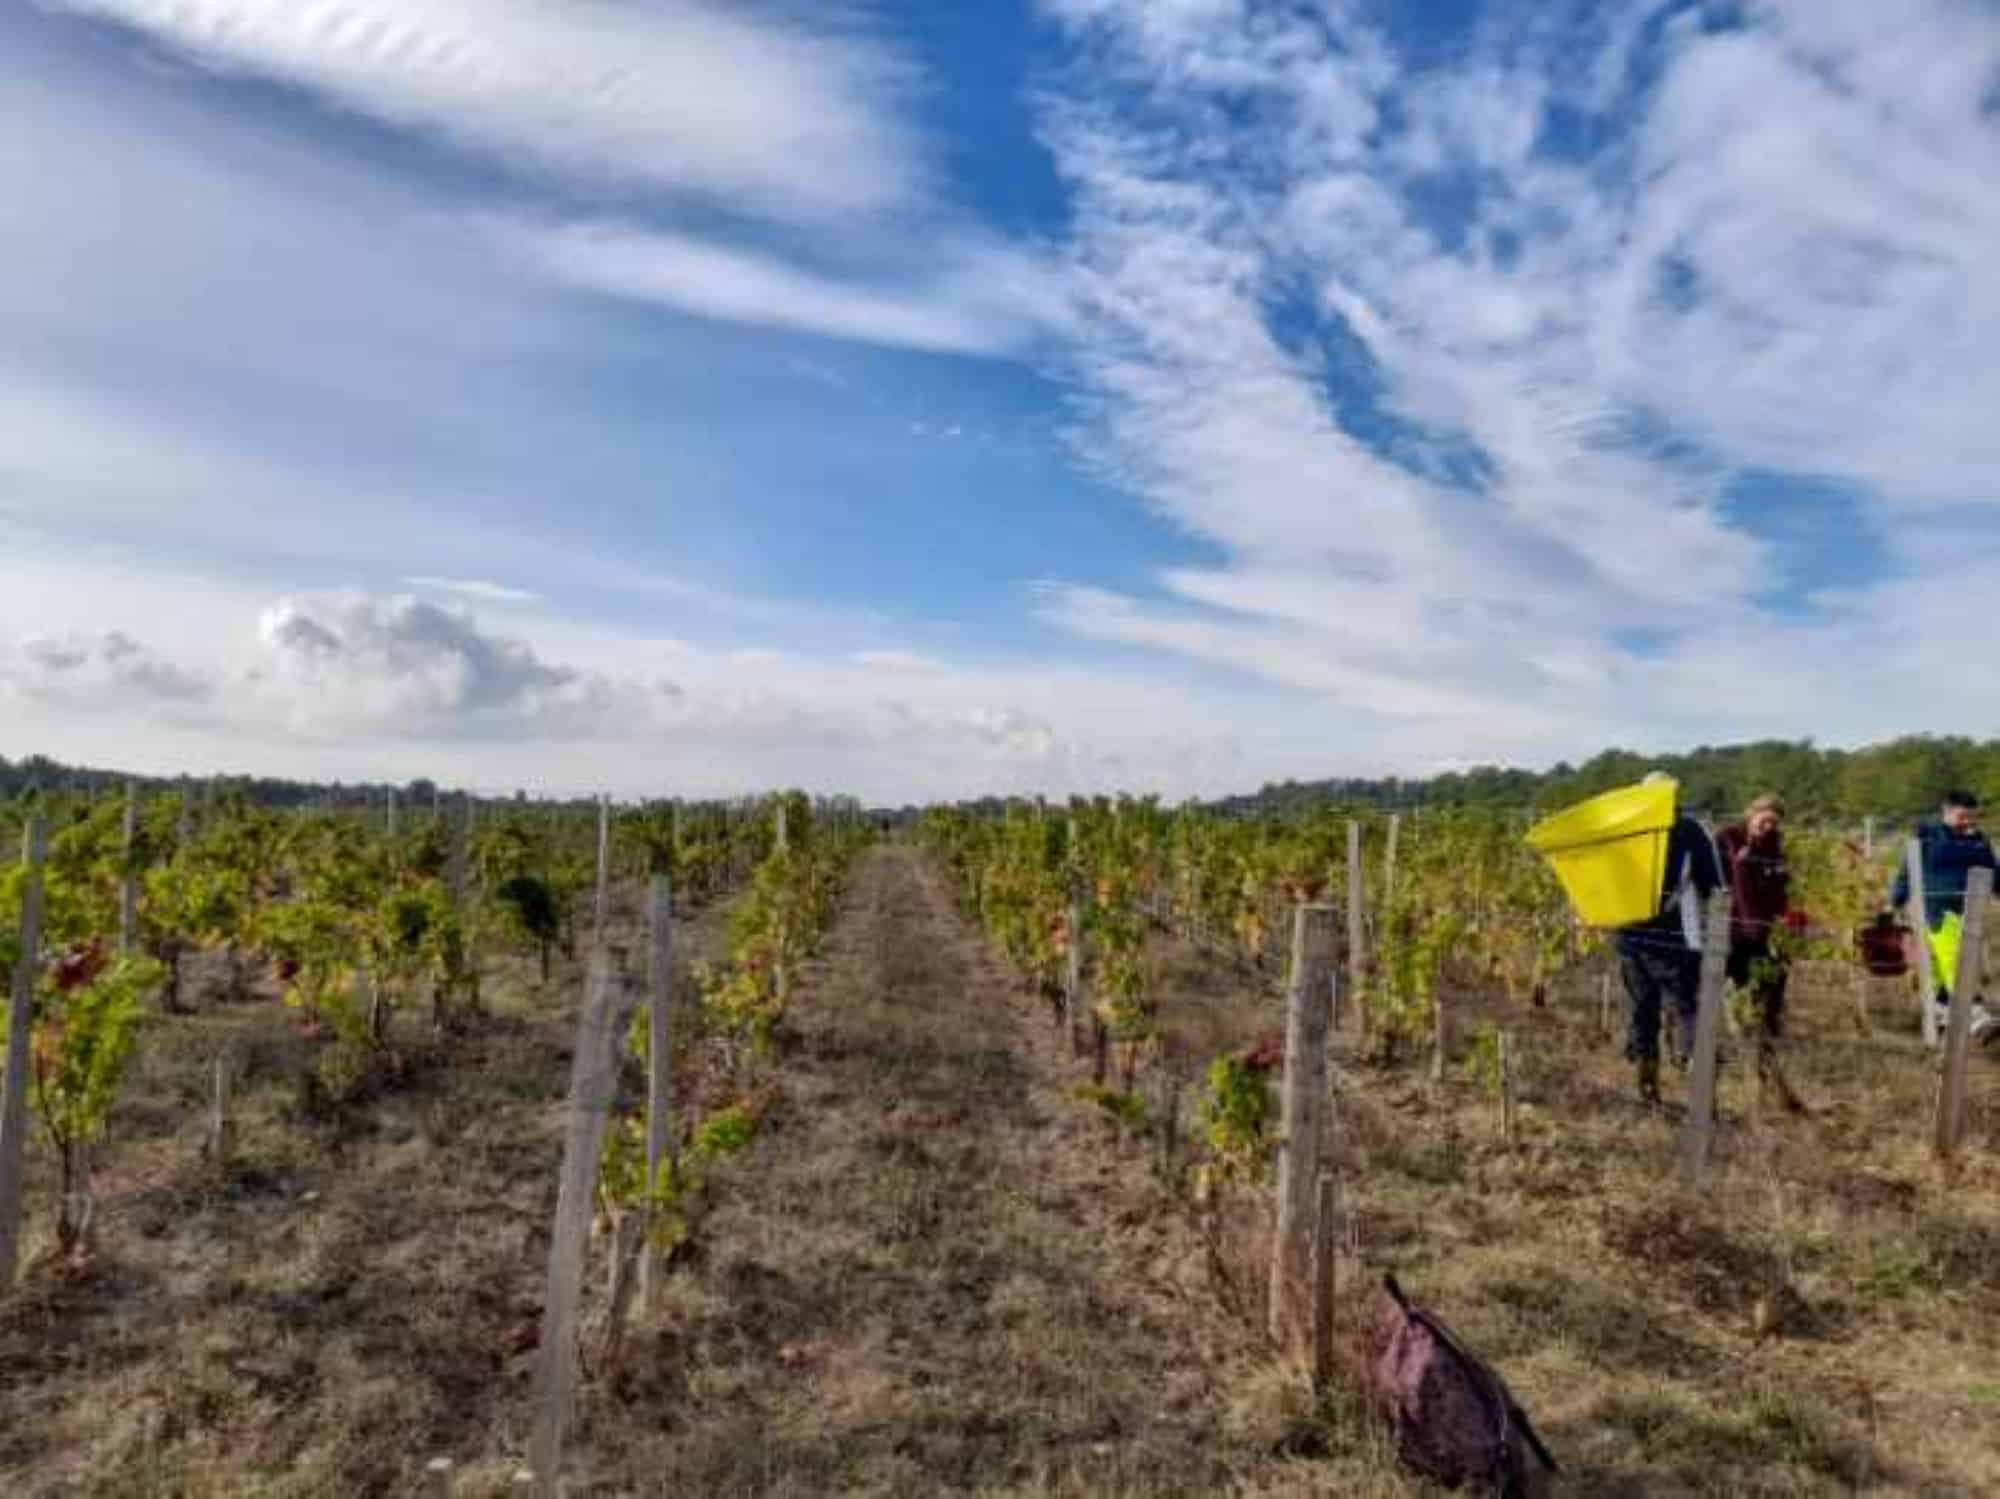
[
  {"xmin": 1525, "ymin": 779, "xmax": 1678, "ymax": 928},
  {"xmin": 1928, "ymin": 911, "xmax": 1964, "ymax": 992}
]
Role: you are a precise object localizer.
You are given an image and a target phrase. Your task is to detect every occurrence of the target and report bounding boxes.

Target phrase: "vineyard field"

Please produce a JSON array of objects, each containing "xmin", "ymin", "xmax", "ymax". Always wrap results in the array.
[{"xmin": 1, "ymin": 787, "xmax": 1997, "ymax": 1496}]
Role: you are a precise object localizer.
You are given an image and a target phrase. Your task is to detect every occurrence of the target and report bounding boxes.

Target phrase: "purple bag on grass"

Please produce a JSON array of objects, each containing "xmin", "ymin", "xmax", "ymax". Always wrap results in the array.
[{"xmin": 1366, "ymin": 1274, "xmax": 1558, "ymax": 1496}]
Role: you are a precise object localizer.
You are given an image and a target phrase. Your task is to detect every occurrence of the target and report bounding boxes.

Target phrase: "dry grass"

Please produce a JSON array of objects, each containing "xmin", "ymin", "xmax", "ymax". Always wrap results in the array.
[
  {"xmin": 0, "ymin": 884, "xmax": 738, "ymax": 1498},
  {"xmin": 6, "ymin": 852, "xmax": 1998, "ymax": 1497},
  {"xmin": 1178, "ymin": 938, "xmax": 2000, "ymax": 1498}
]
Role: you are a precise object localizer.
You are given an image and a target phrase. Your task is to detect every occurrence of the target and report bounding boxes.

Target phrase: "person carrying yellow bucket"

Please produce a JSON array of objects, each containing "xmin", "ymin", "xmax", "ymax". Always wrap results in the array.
[
  {"xmin": 1889, "ymin": 790, "xmax": 1999, "ymax": 1047},
  {"xmin": 1527, "ymin": 772, "xmax": 1723, "ymax": 1105}
]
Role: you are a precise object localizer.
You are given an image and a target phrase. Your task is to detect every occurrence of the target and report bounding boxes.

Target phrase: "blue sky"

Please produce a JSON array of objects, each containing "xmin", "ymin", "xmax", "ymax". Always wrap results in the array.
[{"xmin": 3, "ymin": 1, "xmax": 1998, "ymax": 801}]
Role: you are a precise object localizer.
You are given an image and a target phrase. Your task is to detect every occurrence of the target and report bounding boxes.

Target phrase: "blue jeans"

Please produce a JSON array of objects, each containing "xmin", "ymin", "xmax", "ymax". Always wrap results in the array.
[{"xmin": 1618, "ymin": 935, "xmax": 1701, "ymax": 1064}]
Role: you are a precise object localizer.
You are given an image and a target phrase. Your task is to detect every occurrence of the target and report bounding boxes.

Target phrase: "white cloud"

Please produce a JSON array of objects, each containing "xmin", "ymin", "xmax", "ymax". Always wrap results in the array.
[
  {"xmin": 0, "ymin": 589, "xmax": 1289, "ymax": 801},
  {"xmin": 47, "ymin": 0, "xmax": 926, "ymax": 225},
  {"xmin": 851, "ymin": 650, "xmax": 942, "ymax": 672},
  {"xmin": 1, "ymin": 631, "xmax": 212, "ymax": 711},
  {"xmin": 1028, "ymin": 0, "xmax": 2000, "ymax": 752},
  {"xmin": 247, "ymin": 593, "xmax": 607, "ymax": 736},
  {"xmin": 403, "ymin": 576, "xmax": 539, "ymax": 603},
  {"xmin": 513, "ymin": 222, "xmax": 1062, "ymax": 357}
]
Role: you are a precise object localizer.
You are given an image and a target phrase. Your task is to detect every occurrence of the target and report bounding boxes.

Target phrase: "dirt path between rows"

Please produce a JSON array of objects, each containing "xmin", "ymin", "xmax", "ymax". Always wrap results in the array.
[{"xmin": 621, "ymin": 843, "xmax": 1299, "ymax": 1497}]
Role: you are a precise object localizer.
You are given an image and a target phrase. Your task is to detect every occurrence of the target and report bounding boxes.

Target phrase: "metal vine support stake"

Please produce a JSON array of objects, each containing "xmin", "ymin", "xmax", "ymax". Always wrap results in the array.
[
  {"xmin": 1269, "ymin": 903, "xmax": 1337, "ymax": 1351},
  {"xmin": 1934, "ymin": 865, "xmax": 1991, "ymax": 1163},
  {"xmin": 0, "ymin": 815, "xmax": 48, "ymax": 1290}
]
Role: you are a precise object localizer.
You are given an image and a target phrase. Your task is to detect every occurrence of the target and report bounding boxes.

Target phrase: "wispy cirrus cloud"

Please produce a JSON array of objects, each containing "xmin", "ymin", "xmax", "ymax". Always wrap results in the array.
[
  {"xmin": 1029, "ymin": 0, "xmax": 2000, "ymax": 747},
  {"xmin": 49, "ymin": 0, "xmax": 1057, "ymax": 360},
  {"xmin": 47, "ymin": 0, "xmax": 926, "ymax": 224},
  {"xmin": 403, "ymin": 576, "xmax": 539, "ymax": 604},
  {"xmin": 513, "ymin": 222, "xmax": 1065, "ymax": 357}
]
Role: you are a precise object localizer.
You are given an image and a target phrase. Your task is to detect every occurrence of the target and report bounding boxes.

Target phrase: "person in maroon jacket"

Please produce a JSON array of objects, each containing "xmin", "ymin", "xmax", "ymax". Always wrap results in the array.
[
  {"xmin": 1717, "ymin": 793, "xmax": 1806, "ymax": 1110},
  {"xmin": 1718, "ymin": 794, "xmax": 1791, "ymax": 1035}
]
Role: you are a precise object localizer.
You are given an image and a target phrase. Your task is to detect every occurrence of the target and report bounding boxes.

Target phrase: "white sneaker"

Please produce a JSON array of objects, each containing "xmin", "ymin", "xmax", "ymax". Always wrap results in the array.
[{"xmin": 1935, "ymin": 1000, "xmax": 1998, "ymax": 1045}]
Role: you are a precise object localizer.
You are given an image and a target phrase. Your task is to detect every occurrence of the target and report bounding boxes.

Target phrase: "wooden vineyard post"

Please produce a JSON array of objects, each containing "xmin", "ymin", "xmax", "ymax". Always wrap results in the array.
[
  {"xmin": 1863, "ymin": 816, "xmax": 1875, "ymax": 860},
  {"xmin": 1677, "ymin": 899, "xmax": 1733, "ymax": 1184},
  {"xmin": 528, "ymin": 948, "xmax": 638, "ymax": 1497},
  {"xmin": 1346, "ymin": 822, "xmax": 1366, "ymax": 1038},
  {"xmin": 1065, "ymin": 873, "xmax": 1087, "ymax": 1057},
  {"xmin": 204, "ymin": 1051, "xmax": 234, "ymax": 1166},
  {"xmin": 1269, "ymin": 903, "xmax": 1338, "ymax": 1350},
  {"xmin": 775, "ymin": 800, "xmax": 788, "ymax": 854},
  {"xmin": 1599, "ymin": 970, "xmax": 1615, "ymax": 1041},
  {"xmin": 1310, "ymin": 1168, "xmax": 1338, "ymax": 1394},
  {"xmin": 447, "ymin": 794, "xmax": 471, "ymax": 910},
  {"xmin": 1382, "ymin": 812, "xmax": 1400, "ymax": 911},
  {"xmin": 119, "ymin": 781, "xmax": 139, "ymax": 957},
  {"xmin": 1934, "ymin": 866, "xmax": 1991, "ymax": 1162},
  {"xmin": 1498, "ymin": 1029, "xmax": 1517, "ymax": 1144},
  {"xmin": 386, "ymin": 787, "xmax": 398, "ymax": 839},
  {"xmin": 0, "ymin": 815, "xmax": 48, "ymax": 1290},
  {"xmin": 1907, "ymin": 840, "xmax": 1937, "ymax": 1047},
  {"xmin": 592, "ymin": 793, "xmax": 612, "ymax": 945},
  {"xmin": 641, "ymin": 875, "xmax": 675, "ymax": 1316}
]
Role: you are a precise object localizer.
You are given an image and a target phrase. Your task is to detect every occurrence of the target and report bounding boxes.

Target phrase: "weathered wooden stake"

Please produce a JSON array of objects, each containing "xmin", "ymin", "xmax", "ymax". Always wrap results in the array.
[
  {"xmin": 1430, "ymin": 989, "xmax": 1449, "ymax": 1083},
  {"xmin": 1383, "ymin": 812, "xmax": 1401, "ymax": 908},
  {"xmin": 119, "ymin": 781, "xmax": 140, "ymax": 957},
  {"xmin": 0, "ymin": 815, "xmax": 48, "ymax": 1290},
  {"xmin": 600, "ymin": 1209, "xmax": 645, "ymax": 1372},
  {"xmin": 205, "ymin": 1051, "xmax": 234, "ymax": 1165},
  {"xmin": 448, "ymin": 793, "xmax": 471, "ymax": 910},
  {"xmin": 1346, "ymin": 822, "xmax": 1366, "ymax": 1037},
  {"xmin": 641, "ymin": 875, "xmax": 675, "ymax": 1315},
  {"xmin": 775, "ymin": 800, "xmax": 788, "ymax": 854},
  {"xmin": 425, "ymin": 1456, "xmax": 455, "ymax": 1497},
  {"xmin": 1270, "ymin": 903, "xmax": 1338, "ymax": 1350},
  {"xmin": 592, "ymin": 794, "xmax": 612, "ymax": 943},
  {"xmin": 1677, "ymin": 899, "xmax": 1733, "ymax": 1184},
  {"xmin": 1934, "ymin": 866, "xmax": 1991, "ymax": 1162},
  {"xmin": 1599, "ymin": 970, "xmax": 1614, "ymax": 1040},
  {"xmin": 528, "ymin": 948, "xmax": 638, "ymax": 1497},
  {"xmin": 1310, "ymin": 1168, "xmax": 1337, "ymax": 1393},
  {"xmin": 386, "ymin": 787, "xmax": 399, "ymax": 838},
  {"xmin": 1863, "ymin": 815, "xmax": 1876, "ymax": 860},
  {"xmin": 1498, "ymin": 1029, "xmax": 1517, "ymax": 1144},
  {"xmin": 1065, "ymin": 875, "xmax": 1087, "ymax": 1057},
  {"xmin": 1907, "ymin": 840, "xmax": 1937, "ymax": 1047}
]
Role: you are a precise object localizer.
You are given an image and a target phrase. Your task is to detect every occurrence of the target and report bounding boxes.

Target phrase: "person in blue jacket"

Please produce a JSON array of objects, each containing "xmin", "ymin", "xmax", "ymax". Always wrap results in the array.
[
  {"xmin": 1617, "ymin": 774, "xmax": 1725, "ymax": 1104},
  {"xmin": 1889, "ymin": 790, "xmax": 1999, "ymax": 1046}
]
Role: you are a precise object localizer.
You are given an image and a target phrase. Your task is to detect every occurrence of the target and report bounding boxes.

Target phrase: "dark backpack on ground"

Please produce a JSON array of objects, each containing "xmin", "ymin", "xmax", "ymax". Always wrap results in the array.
[{"xmin": 1364, "ymin": 1273, "xmax": 1559, "ymax": 1496}]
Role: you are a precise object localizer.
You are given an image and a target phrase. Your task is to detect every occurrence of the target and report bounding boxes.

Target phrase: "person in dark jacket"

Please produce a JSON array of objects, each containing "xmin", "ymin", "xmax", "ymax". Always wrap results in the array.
[
  {"xmin": 1616, "ymin": 775, "xmax": 1724, "ymax": 1104},
  {"xmin": 1718, "ymin": 795, "xmax": 1790, "ymax": 1036},
  {"xmin": 1889, "ymin": 790, "xmax": 1999, "ymax": 1045}
]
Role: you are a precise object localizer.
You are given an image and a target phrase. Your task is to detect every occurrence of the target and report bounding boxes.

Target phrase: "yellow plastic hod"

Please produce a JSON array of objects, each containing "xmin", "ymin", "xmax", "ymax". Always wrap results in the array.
[
  {"xmin": 1525, "ymin": 779, "xmax": 1678, "ymax": 929},
  {"xmin": 1927, "ymin": 911, "xmax": 1963, "ymax": 994}
]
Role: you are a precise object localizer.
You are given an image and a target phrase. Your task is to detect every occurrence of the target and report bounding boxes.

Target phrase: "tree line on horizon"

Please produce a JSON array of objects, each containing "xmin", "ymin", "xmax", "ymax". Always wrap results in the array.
[
  {"xmin": 5, "ymin": 734, "xmax": 1998, "ymax": 827},
  {"xmin": 1211, "ymin": 735, "xmax": 2000, "ymax": 826}
]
